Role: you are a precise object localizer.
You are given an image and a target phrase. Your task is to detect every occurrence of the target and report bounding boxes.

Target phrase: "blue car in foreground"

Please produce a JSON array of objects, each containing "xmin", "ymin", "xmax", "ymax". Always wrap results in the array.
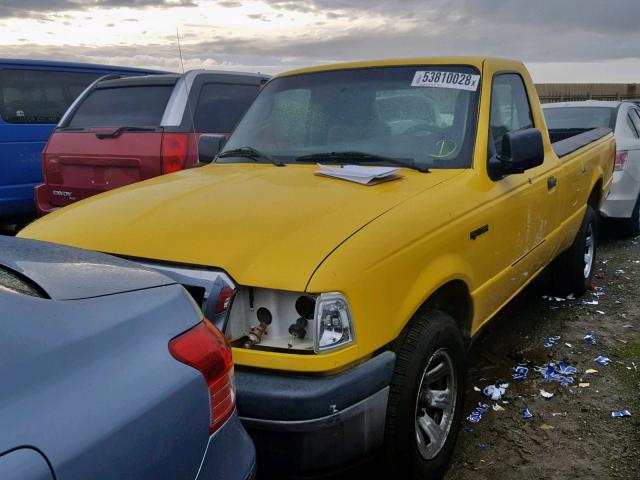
[
  {"xmin": 0, "ymin": 59, "xmax": 165, "ymax": 220},
  {"xmin": 0, "ymin": 237, "xmax": 256, "ymax": 480}
]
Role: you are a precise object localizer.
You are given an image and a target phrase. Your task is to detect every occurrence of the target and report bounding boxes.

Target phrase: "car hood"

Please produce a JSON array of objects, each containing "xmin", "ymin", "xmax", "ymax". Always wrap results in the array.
[{"xmin": 20, "ymin": 164, "xmax": 461, "ymax": 291}]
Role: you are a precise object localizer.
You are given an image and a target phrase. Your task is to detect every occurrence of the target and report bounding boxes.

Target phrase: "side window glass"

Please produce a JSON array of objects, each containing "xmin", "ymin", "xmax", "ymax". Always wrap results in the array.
[
  {"xmin": 630, "ymin": 109, "xmax": 640, "ymax": 138},
  {"xmin": 489, "ymin": 74, "xmax": 534, "ymax": 157}
]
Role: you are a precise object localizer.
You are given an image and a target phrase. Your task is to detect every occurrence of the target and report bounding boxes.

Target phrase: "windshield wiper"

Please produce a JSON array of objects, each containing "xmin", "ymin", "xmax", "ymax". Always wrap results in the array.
[
  {"xmin": 95, "ymin": 126, "xmax": 157, "ymax": 139},
  {"xmin": 294, "ymin": 151, "xmax": 429, "ymax": 173},
  {"xmin": 217, "ymin": 146, "xmax": 285, "ymax": 166}
]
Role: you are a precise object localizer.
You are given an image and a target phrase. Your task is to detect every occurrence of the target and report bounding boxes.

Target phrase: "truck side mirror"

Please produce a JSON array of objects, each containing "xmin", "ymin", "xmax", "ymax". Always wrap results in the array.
[
  {"xmin": 488, "ymin": 128, "xmax": 544, "ymax": 179},
  {"xmin": 198, "ymin": 134, "xmax": 226, "ymax": 164}
]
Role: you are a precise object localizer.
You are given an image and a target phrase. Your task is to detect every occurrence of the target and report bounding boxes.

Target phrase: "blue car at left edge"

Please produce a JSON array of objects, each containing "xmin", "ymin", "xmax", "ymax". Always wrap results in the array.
[
  {"xmin": 0, "ymin": 59, "xmax": 166, "ymax": 221},
  {"xmin": 0, "ymin": 236, "xmax": 256, "ymax": 480}
]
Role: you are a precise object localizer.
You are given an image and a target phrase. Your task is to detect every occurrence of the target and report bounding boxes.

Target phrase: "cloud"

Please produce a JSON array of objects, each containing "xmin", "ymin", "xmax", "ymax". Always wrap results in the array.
[{"xmin": 0, "ymin": 0, "xmax": 197, "ymax": 19}]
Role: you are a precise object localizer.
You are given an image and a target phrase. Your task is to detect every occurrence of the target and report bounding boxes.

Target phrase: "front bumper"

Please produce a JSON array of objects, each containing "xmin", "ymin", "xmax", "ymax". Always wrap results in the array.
[
  {"xmin": 235, "ymin": 351, "xmax": 396, "ymax": 477},
  {"xmin": 601, "ymin": 170, "xmax": 640, "ymax": 219},
  {"xmin": 196, "ymin": 411, "xmax": 257, "ymax": 480}
]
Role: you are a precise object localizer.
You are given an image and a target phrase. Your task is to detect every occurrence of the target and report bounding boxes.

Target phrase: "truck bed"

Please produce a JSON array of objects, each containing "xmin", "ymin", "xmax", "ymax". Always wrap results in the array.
[{"xmin": 548, "ymin": 127, "xmax": 612, "ymax": 158}]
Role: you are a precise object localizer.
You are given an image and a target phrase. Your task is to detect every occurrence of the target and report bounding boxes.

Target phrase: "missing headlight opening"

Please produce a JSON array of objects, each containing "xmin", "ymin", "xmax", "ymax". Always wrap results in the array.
[{"xmin": 226, "ymin": 288, "xmax": 354, "ymax": 354}]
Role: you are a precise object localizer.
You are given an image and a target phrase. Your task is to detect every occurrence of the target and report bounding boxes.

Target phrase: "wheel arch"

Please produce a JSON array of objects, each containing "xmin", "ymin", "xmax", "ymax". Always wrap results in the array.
[{"xmin": 588, "ymin": 177, "xmax": 603, "ymax": 210}]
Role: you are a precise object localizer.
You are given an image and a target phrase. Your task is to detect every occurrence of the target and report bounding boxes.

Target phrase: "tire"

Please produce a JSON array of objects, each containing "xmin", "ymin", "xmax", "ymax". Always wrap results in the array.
[
  {"xmin": 624, "ymin": 193, "xmax": 640, "ymax": 237},
  {"xmin": 383, "ymin": 310, "xmax": 466, "ymax": 480},
  {"xmin": 551, "ymin": 205, "xmax": 597, "ymax": 296}
]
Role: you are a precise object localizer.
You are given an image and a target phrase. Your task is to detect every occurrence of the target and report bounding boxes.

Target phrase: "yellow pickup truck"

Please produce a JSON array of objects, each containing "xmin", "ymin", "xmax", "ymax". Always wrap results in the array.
[{"xmin": 20, "ymin": 57, "xmax": 614, "ymax": 478}]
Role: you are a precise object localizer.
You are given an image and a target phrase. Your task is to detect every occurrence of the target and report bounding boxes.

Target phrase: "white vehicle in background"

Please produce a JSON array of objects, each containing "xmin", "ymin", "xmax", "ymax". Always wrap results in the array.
[{"xmin": 544, "ymin": 100, "xmax": 640, "ymax": 235}]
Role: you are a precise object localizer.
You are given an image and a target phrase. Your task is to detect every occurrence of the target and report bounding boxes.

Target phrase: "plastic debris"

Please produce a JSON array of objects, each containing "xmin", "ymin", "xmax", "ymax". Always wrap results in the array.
[
  {"xmin": 513, "ymin": 366, "xmax": 529, "ymax": 381},
  {"xmin": 483, "ymin": 383, "xmax": 509, "ymax": 401},
  {"xmin": 584, "ymin": 334, "xmax": 597, "ymax": 345},
  {"xmin": 594, "ymin": 356, "xmax": 611, "ymax": 366},
  {"xmin": 585, "ymin": 368, "xmax": 598, "ymax": 374},
  {"xmin": 467, "ymin": 403, "xmax": 489, "ymax": 423},
  {"xmin": 596, "ymin": 310, "xmax": 605, "ymax": 315},
  {"xmin": 566, "ymin": 293, "xmax": 575, "ymax": 300},
  {"xmin": 492, "ymin": 404, "xmax": 506, "ymax": 412},
  {"xmin": 523, "ymin": 408, "xmax": 534, "ymax": 419},
  {"xmin": 478, "ymin": 443, "xmax": 489, "ymax": 449},
  {"xmin": 593, "ymin": 286, "xmax": 605, "ymax": 297},
  {"xmin": 463, "ymin": 426, "xmax": 474, "ymax": 432},
  {"xmin": 611, "ymin": 410, "xmax": 631, "ymax": 418},
  {"xmin": 565, "ymin": 343, "xmax": 573, "ymax": 348},
  {"xmin": 543, "ymin": 295, "xmax": 565, "ymax": 302},
  {"xmin": 581, "ymin": 299, "xmax": 599, "ymax": 305},
  {"xmin": 540, "ymin": 389, "xmax": 554, "ymax": 399},
  {"xmin": 473, "ymin": 386, "xmax": 481, "ymax": 392},
  {"xmin": 538, "ymin": 362, "xmax": 576, "ymax": 384},
  {"xmin": 578, "ymin": 382, "xmax": 590, "ymax": 388},
  {"xmin": 615, "ymin": 269, "xmax": 625, "ymax": 275},
  {"xmin": 544, "ymin": 335, "xmax": 561, "ymax": 347},
  {"xmin": 623, "ymin": 324, "xmax": 633, "ymax": 328}
]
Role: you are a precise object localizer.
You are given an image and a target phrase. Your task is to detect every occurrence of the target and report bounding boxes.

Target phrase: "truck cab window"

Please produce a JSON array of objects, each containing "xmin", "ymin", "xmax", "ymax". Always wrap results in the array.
[{"xmin": 489, "ymin": 74, "xmax": 534, "ymax": 157}]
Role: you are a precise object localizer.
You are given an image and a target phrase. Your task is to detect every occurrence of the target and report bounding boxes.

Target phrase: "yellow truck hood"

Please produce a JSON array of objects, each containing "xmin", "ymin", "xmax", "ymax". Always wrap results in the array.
[{"xmin": 20, "ymin": 163, "xmax": 460, "ymax": 291}]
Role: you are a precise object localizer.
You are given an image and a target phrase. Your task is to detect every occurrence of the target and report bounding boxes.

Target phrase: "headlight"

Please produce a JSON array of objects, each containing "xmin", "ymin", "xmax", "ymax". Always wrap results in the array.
[{"xmin": 224, "ymin": 287, "xmax": 354, "ymax": 354}]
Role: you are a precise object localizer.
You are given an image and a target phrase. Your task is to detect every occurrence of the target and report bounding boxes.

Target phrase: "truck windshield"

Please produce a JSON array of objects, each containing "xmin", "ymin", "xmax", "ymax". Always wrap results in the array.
[{"xmin": 219, "ymin": 65, "xmax": 481, "ymax": 169}]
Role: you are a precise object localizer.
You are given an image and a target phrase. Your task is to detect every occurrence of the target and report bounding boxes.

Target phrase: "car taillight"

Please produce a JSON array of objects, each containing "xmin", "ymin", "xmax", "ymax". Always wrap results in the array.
[
  {"xmin": 215, "ymin": 286, "xmax": 234, "ymax": 314},
  {"xmin": 161, "ymin": 133, "xmax": 189, "ymax": 174},
  {"xmin": 615, "ymin": 150, "xmax": 628, "ymax": 171},
  {"xmin": 169, "ymin": 321, "xmax": 235, "ymax": 433}
]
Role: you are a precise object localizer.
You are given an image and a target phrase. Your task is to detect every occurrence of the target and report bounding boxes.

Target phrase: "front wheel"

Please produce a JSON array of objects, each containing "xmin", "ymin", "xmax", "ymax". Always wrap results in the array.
[
  {"xmin": 551, "ymin": 205, "xmax": 598, "ymax": 296},
  {"xmin": 383, "ymin": 310, "xmax": 466, "ymax": 480}
]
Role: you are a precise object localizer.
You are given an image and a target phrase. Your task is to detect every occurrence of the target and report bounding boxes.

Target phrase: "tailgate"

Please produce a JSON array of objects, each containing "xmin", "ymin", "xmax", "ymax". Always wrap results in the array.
[{"xmin": 43, "ymin": 131, "xmax": 163, "ymax": 206}]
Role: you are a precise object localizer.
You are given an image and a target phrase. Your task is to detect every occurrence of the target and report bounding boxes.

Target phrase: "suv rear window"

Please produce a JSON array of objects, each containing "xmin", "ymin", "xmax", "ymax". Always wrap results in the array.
[
  {"xmin": 68, "ymin": 85, "xmax": 173, "ymax": 128},
  {"xmin": 193, "ymin": 83, "xmax": 259, "ymax": 133},
  {"xmin": 0, "ymin": 69, "xmax": 102, "ymax": 124}
]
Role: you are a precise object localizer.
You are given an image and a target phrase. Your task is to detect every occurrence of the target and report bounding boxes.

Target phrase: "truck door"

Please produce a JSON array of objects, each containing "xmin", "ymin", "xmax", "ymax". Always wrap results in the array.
[{"xmin": 479, "ymin": 73, "xmax": 561, "ymax": 317}]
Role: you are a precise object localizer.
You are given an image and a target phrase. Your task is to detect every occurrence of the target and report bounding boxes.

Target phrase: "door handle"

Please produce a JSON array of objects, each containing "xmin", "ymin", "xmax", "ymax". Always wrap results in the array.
[{"xmin": 547, "ymin": 176, "xmax": 558, "ymax": 190}]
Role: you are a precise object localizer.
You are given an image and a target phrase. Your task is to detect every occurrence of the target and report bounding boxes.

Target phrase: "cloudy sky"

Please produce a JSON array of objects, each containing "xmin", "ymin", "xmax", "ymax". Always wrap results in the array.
[{"xmin": 1, "ymin": 0, "xmax": 639, "ymax": 82}]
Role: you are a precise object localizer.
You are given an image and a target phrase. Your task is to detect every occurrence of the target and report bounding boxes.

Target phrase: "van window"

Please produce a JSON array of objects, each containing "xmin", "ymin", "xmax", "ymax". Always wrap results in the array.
[
  {"xmin": 489, "ymin": 74, "xmax": 534, "ymax": 156},
  {"xmin": 67, "ymin": 85, "xmax": 174, "ymax": 128},
  {"xmin": 193, "ymin": 83, "xmax": 259, "ymax": 133},
  {"xmin": 0, "ymin": 69, "xmax": 101, "ymax": 124}
]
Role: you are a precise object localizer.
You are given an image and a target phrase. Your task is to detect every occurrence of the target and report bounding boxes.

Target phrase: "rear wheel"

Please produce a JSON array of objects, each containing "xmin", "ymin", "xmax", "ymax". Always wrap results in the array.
[
  {"xmin": 384, "ymin": 310, "xmax": 466, "ymax": 480},
  {"xmin": 624, "ymin": 193, "xmax": 640, "ymax": 237},
  {"xmin": 551, "ymin": 205, "xmax": 597, "ymax": 296}
]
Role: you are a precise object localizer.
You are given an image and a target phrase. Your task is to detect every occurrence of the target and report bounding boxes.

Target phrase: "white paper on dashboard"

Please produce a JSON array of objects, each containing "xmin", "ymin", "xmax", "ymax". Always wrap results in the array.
[{"xmin": 315, "ymin": 164, "xmax": 400, "ymax": 185}]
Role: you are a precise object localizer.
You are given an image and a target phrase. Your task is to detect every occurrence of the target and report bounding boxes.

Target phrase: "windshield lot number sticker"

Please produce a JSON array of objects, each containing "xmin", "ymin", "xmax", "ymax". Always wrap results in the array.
[{"xmin": 412, "ymin": 71, "xmax": 480, "ymax": 91}]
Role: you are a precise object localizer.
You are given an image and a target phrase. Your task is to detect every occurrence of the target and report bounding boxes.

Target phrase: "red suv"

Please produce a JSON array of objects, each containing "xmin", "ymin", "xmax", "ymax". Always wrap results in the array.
[{"xmin": 35, "ymin": 70, "xmax": 269, "ymax": 215}]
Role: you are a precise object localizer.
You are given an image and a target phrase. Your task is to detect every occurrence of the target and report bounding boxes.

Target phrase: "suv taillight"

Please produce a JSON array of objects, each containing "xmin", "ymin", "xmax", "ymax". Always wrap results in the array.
[
  {"xmin": 161, "ymin": 133, "xmax": 189, "ymax": 174},
  {"xmin": 615, "ymin": 150, "xmax": 628, "ymax": 171},
  {"xmin": 169, "ymin": 321, "xmax": 235, "ymax": 433}
]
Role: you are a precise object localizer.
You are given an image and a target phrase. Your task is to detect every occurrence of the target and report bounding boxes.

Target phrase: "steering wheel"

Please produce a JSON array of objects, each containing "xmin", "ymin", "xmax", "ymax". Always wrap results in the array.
[{"xmin": 402, "ymin": 123, "xmax": 444, "ymax": 137}]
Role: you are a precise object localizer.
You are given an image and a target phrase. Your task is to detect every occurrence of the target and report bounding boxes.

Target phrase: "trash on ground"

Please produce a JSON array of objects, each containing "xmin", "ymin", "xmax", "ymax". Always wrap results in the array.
[
  {"xmin": 464, "ymin": 426, "xmax": 474, "ymax": 432},
  {"xmin": 581, "ymin": 299, "xmax": 599, "ymax": 305},
  {"xmin": 540, "ymin": 389, "xmax": 554, "ymax": 399},
  {"xmin": 596, "ymin": 310, "xmax": 605, "ymax": 315},
  {"xmin": 467, "ymin": 403, "xmax": 489, "ymax": 423},
  {"xmin": 585, "ymin": 368, "xmax": 598, "ymax": 374},
  {"xmin": 483, "ymin": 383, "xmax": 508, "ymax": 400},
  {"xmin": 473, "ymin": 386, "xmax": 481, "ymax": 392},
  {"xmin": 611, "ymin": 410, "xmax": 632, "ymax": 418},
  {"xmin": 513, "ymin": 366, "xmax": 529, "ymax": 381},
  {"xmin": 565, "ymin": 342, "xmax": 573, "ymax": 348},
  {"xmin": 538, "ymin": 362, "xmax": 576, "ymax": 384},
  {"xmin": 523, "ymin": 408, "xmax": 534, "ymax": 419},
  {"xmin": 594, "ymin": 356, "xmax": 611, "ymax": 366},
  {"xmin": 478, "ymin": 443, "xmax": 489, "ymax": 449},
  {"xmin": 544, "ymin": 335, "xmax": 561, "ymax": 347},
  {"xmin": 584, "ymin": 334, "xmax": 596, "ymax": 345},
  {"xmin": 578, "ymin": 382, "xmax": 590, "ymax": 388},
  {"xmin": 543, "ymin": 296, "xmax": 565, "ymax": 302},
  {"xmin": 593, "ymin": 286, "xmax": 605, "ymax": 297},
  {"xmin": 492, "ymin": 404, "xmax": 506, "ymax": 412}
]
